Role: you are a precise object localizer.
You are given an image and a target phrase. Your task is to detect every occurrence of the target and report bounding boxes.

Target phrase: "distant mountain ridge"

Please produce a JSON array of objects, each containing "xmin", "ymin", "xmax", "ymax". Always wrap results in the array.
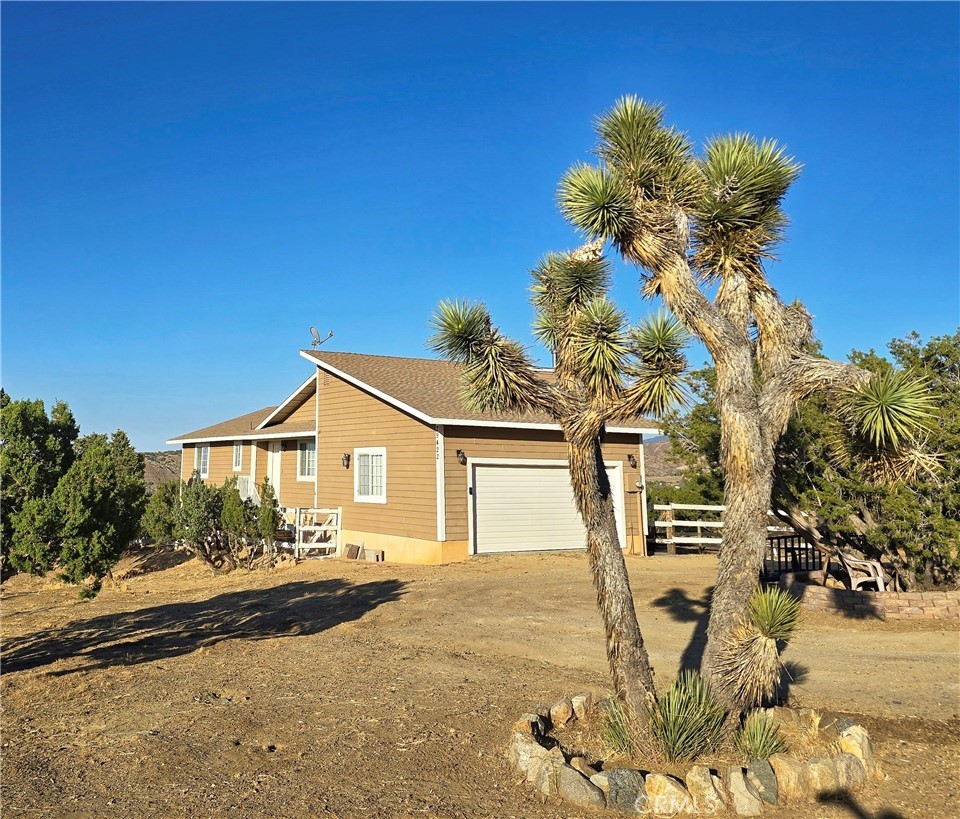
[{"xmin": 141, "ymin": 450, "xmax": 180, "ymax": 492}]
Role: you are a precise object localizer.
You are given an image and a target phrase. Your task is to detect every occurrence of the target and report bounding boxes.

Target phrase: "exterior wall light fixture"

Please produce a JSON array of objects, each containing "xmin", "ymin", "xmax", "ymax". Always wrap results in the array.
[
  {"xmin": 342, "ymin": 453, "xmax": 351, "ymax": 468},
  {"xmin": 456, "ymin": 449, "xmax": 467, "ymax": 465},
  {"xmin": 627, "ymin": 453, "xmax": 638, "ymax": 468}
]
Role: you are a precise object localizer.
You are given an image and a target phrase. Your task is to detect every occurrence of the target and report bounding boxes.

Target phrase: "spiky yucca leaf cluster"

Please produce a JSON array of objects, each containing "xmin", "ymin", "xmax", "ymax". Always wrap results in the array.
[
  {"xmin": 428, "ymin": 299, "xmax": 550, "ymax": 415},
  {"xmin": 693, "ymin": 135, "xmax": 801, "ymax": 283},
  {"xmin": 850, "ymin": 368, "xmax": 935, "ymax": 450},
  {"xmin": 647, "ymin": 670, "xmax": 727, "ymax": 762},
  {"xmin": 599, "ymin": 697, "xmax": 635, "ymax": 757},
  {"xmin": 572, "ymin": 298, "xmax": 629, "ymax": 403},
  {"xmin": 715, "ymin": 586, "xmax": 801, "ymax": 708},
  {"xmin": 748, "ymin": 585, "xmax": 802, "ymax": 641},
  {"xmin": 737, "ymin": 710, "xmax": 788, "ymax": 760},
  {"xmin": 619, "ymin": 312, "xmax": 690, "ymax": 416},
  {"xmin": 557, "ymin": 164, "xmax": 634, "ymax": 245}
]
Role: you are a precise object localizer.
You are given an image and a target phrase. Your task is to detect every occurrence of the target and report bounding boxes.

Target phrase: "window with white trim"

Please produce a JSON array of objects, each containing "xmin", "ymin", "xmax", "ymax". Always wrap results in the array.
[
  {"xmin": 232, "ymin": 442, "xmax": 243, "ymax": 471},
  {"xmin": 354, "ymin": 446, "xmax": 386, "ymax": 503},
  {"xmin": 195, "ymin": 444, "xmax": 210, "ymax": 479},
  {"xmin": 297, "ymin": 440, "xmax": 316, "ymax": 480}
]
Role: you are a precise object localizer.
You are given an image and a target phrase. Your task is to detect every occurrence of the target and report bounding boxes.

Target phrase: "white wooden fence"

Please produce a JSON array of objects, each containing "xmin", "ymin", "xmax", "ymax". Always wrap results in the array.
[
  {"xmin": 652, "ymin": 503, "xmax": 795, "ymax": 554},
  {"xmin": 277, "ymin": 507, "xmax": 342, "ymax": 558}
]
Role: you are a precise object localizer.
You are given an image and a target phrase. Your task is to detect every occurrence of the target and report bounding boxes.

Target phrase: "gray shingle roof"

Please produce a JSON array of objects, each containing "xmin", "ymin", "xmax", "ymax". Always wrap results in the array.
[{"xmin": 303, "ymin": 350, "xmax": 657, "ymax": 430}]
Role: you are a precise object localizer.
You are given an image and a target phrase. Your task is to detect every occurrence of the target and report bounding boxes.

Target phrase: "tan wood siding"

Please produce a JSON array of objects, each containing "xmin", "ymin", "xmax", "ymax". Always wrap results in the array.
[
  {"xmin": 283, "ymin": 394, "xmax": 316, "ymax": 425},
  {"xmin": 443, "ymin": 427, "xmax": 644, "ymax": 551},
  {"xmin": 315, "ymin": 369, "xmax": 436, "ymax": 541},
  {"xmin": 279, "ymin": 440, "xmax": 315, "ymax": 508}
]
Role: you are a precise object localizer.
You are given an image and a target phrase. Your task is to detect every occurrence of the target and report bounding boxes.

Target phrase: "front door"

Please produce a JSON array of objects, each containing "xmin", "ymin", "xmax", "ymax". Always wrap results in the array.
[{"xmin": 267, "ymin": 442, "xmax": 282, "ymax": 498}]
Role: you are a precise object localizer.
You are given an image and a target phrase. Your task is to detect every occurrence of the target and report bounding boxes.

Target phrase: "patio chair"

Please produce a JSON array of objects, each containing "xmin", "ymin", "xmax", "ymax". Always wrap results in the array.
[{"xmin": 835, "ymin": 551, "xmax": 888, "ymax": 592}]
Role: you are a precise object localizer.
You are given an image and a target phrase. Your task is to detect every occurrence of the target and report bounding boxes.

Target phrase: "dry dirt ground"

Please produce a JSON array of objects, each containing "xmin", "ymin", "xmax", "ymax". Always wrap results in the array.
[{"xmin": 2, "ymin": 550, "xmax": 958, "ymax": 819}]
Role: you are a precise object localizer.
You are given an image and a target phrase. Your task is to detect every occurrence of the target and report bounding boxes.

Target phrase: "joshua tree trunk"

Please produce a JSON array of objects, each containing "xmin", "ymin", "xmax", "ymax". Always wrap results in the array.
[
  {"xmin": 566, "ymin": 426, "xmax": 658, "ymax": 721},
  {"xmin": 650, "ymin": 251, "xmax": 871, "ymax": 705}
]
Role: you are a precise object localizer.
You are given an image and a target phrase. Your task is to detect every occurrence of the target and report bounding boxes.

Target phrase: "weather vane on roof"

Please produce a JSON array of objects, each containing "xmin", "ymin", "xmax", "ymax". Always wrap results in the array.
[{"xmin": 310, "ymin": 327, "xmax": 334, "ymax": 350}]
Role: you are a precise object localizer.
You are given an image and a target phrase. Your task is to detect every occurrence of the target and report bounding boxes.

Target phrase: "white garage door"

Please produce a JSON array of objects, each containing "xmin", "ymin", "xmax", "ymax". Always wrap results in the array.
[{"xmin": 471, "ymin": 461, "xmax": 625, "ymax": 554}]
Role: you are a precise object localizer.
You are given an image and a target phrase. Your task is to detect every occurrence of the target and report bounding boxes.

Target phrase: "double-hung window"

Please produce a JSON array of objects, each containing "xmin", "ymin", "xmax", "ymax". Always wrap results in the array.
[
  {"xmin": 354, "ymin": 446, "xmax": 386, "ymax": 503},
  {"xmin": 196, "ymin": 444, "xmax": 210, "ymax": 479},
  {"xmin": 232, "ymin": 442, "xmax": 243, "ymax": 472},
  {"xmin": 297, "ymin": 440, "xmax": 316, "ymax": 480}
]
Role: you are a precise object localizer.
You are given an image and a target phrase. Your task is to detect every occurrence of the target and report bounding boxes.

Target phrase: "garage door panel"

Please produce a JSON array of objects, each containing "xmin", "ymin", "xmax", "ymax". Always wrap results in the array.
[{"xmin": 472, "ymin": 462, "xmax": 623, "ymax": 554}]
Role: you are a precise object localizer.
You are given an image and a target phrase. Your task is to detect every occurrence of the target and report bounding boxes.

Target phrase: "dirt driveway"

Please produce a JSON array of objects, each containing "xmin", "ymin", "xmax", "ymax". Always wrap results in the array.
[{"xmin": 2, "ymin": 551, "xmax": 958, "ymax": 818}]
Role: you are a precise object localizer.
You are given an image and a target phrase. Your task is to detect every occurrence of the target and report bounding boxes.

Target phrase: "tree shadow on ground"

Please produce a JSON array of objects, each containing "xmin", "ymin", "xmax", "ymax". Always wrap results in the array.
[
  {"xmin": 817, "ymin": 789, "xmax": 905, "ymax": 819},
  {"xmin": 1, "ymin": 578, "xmax": 406, "ymax": 676},
  {"xmin": 649, "ymin": 586, "xmax": 713, "ymax": 672}
]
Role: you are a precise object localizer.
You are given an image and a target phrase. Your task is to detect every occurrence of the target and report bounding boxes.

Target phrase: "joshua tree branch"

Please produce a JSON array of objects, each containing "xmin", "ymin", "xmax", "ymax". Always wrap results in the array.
[{"xmin": 759, "ymin": 356, "xmax": 869, "ymax": 440}]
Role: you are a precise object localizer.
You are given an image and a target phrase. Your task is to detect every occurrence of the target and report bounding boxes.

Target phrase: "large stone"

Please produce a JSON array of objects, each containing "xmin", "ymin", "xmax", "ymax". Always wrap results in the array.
[
  {"xmin": 549, "ymin": 698, "xmax": 574, "ymax": 728},
  {"xmin": 591, "ymin": 768, "xmax": 647, "ymax": 814},
  {"xmin": 817, "ymin": 712, "xmax": 855, "ymax": 739},
  {"xmin": 712, "ymin": 773, "xmax": 730, "ymax": 805},
  {"xmin": 512, "ymin": 713, "xmax": 547, "ymax": 737},
  {"xmin": 506, "ymin": 732, "xmax": 549, "ymax": 781},
  {"xmin": 645, "ymin": 773, "xmax": 693, "ymax": 816},
  {"xmin": 769, "ymin": 753, "xmax": 809, "ymax": 802},
  {"xmin": 685, "ymin": 765, "xmax": 726, "ymax": 814},
  {"xmin": 571, "ymin": 693, "xmax": 594, "ymax": 720},
  {"xmin": 796, "ymin": 708, "xmax": 821, "ymax": 732},
  {"xmin": 806, "ymin": 756, "xmax": 840, "ymax": 795},
  {"xmin": 557, "ymin": 763, "xmax": 606, "ymax": 809},
  {"xmin": 725, "ymin": 766, "xmax": 763, "ymax": 816},
  {"xmin": 839, "ymin": 726, "xmax": 876, "ymax": 777},
  {"xmin": 746, "ymin": 759, "xmax": 778, "ymax": 805},
  {"xmin": 834, "ymin": 752, "xmax": 867, "ymax": 790},
  {"xmin": 769, "ymin": 706, "xmax": 800, "ymax": 730},
  {"xmin": 532, "ymin": 746, "xmax": 566, "ymax": 795},
  {"xmin": 569, "ymin": 756, "xmax": 597, "ymax": 778}
]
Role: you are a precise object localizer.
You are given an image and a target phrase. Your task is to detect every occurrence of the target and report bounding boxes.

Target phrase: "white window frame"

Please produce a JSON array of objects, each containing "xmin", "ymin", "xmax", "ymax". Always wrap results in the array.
[
  {"xmin": 195, "ymin": 444, "xmax": 210, "ymax": 479},
  {"xmin": 232, "ymin": 441, "xmax": 243, "ymax": 472},
  {"xmin": 354, "ymin": 446, "xmax": 386, "ymax": 504},
  {"xmin": 297, "ymin": 439, "xmax": 316, "ymax": 481}
]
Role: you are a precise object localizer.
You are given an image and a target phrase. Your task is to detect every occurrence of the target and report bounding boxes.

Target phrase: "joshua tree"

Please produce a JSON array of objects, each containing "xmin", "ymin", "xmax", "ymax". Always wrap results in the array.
[
  {"xmin": 430, "ymin": 254, "xmax": 688, "ymax": 721},
  {"xmin": 556, "ymin": 97, "xmax": 933, "ymax": 705}
]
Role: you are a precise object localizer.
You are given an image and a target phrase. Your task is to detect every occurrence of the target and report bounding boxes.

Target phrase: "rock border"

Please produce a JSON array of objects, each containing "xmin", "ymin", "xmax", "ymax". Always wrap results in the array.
[
  {"xmin": 507, "ymin": 697, "xmax": 880, "ymax": 816},
  {"xmin": 779, "ymin": 574, "xmax": 960, "ymax": 620}
]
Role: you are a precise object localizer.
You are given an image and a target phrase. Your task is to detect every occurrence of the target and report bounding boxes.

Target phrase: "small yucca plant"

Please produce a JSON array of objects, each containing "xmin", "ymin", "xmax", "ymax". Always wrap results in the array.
[
  {"xmin": 737, "ymin": 710, "xmax": 788, "ymax": 760},
  {"xmin": 715, "ymin": 586, "xmax": 802, "ymax": 708},
  {"xmin": 599, "ymin": 697, "xmax": 635, "ymax": 756},
  {"xmin": 648, "ymin": 670, "xmax": 727, "ymax": 762},
  {"xmin": 749, "ymin": 585, "xmax": 802, "ymax": 640}
]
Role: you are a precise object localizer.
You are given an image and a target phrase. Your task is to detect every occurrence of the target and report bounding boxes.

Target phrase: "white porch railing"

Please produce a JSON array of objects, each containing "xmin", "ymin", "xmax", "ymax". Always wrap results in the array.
[{"xmin": 236, "ymin": 476, "xmax": 261, "ymax": 505}]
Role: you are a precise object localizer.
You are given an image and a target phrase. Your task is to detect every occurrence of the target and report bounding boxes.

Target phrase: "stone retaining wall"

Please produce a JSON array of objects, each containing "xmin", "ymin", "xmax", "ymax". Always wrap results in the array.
[
  {"xmin": 779, "ymin": 575, "xmax": 960, "ymax": 620},
  {"xmin": 508, "ymin": 699, "xmax": 880, "ymax": 816}
]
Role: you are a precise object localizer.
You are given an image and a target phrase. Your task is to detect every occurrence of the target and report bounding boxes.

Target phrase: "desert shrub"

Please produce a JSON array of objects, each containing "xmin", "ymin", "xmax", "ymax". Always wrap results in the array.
[
  {"xmin": 715, "ymin": 586, "xmax": 802, "ymax": 708},
  {"xmin": 258, "ymin": 477, "xmax": 279, "ymax": 547},
  {"xmin": 648, "ymin": 670, "xmax": 727, "ymax": 762},
  {"xmin": 1, "ymin": 393, "xmax": 79, "ymax": 576},
  {"xmin": 737, "ymin": 710, "xmax": 788, "ymax": 760},
  {"xmin": 177, "ymin": 474, "xmax": 230, "ymax": 571},
  {"xmin": 9, "ymin": 431, "xmax": 146, "ymax": 591},
  {"xmin": 221, "ymin": 478, "xmax": 264, "ymax": 569},
  {"xmin": 143, "ymin": 480, "xmax": 181, "ymax": 544}
]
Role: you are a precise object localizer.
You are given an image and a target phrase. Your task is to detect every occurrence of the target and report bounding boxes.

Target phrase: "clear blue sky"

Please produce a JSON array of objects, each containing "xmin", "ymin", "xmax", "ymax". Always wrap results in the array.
[{"xmin": 3, "ymin": 2, "xmax": 958, "ymax": 451}]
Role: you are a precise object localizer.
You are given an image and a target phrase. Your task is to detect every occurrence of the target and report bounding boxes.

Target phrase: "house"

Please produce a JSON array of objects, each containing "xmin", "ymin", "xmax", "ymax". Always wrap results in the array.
[{"xmin": 166, "ymin": 350, "xmax": 659, "ymax": 564}]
